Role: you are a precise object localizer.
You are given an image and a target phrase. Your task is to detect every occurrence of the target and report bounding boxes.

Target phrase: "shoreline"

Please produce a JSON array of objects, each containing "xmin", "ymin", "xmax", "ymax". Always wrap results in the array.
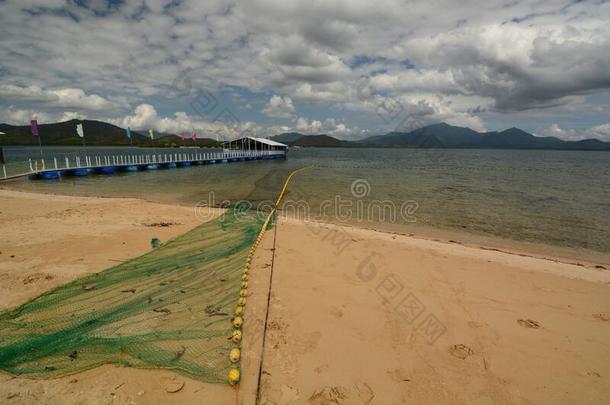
[
  {"xmin": 1, "ymin": 188, "xmax": 609, "ymax": 404},
  {"xmin": 318, "ymin": 218, "xmax": 610, "ymax": 271},
  {"xmin": 280, "ymin": 216, "xmax": 610, "ymax": 284},
  {"xmin": 3, "ymin": 186, "xmax": 609, "ymax": 270}
]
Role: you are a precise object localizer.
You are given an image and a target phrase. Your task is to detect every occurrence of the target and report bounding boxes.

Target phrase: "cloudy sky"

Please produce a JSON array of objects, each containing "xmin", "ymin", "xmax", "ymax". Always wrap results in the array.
[{"xmin": 1, "ymin": 0, "xmax": 610, "ymax": 141}]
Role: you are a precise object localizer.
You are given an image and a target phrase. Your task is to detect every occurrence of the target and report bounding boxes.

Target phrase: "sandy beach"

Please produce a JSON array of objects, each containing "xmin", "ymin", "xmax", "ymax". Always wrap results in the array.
[{"xmin": 1, "ymin": 189, "xmax": 609, "ymax": 404}]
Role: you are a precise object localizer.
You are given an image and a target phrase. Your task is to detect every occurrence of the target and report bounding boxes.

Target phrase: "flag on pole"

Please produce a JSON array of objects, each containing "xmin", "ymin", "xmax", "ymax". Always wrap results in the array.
[
  {"xmin": 148, "ymin": 129, "xmax": 154, "ymax": 140},
  {"xmin": 125, "ymin": 127, "xmax": 132, "ymax": 139},
  {"xmin": 180, "ymin": 132, "xmax": 185, "ymax": 141},
  {"xmin": 191, "ymin": 132, "xmax": 197, "ymax": 141},
  {"xmin": 31, "ymin": 120, "xmax": 39, "ymax": 137},
  {"xmin": 76, "ymin": 123, "xmax": 84, "ymax": 138}
]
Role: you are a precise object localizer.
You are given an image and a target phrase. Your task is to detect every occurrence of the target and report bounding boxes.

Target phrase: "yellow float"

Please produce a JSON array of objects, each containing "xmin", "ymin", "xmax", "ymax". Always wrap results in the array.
[
  {"xmin": 229, "ymin": 348, "xmax": 241, "ymax": 363},
  {"xmin": 235, "ymin": 305, "xmax": 244, "ymax": 316},
  {"xmin": 228, "ymin": 368, "xmax": 240, "ymax": 384},
  {"xmin": 231, "ymin": 329, "xmax": 242, "ymax": 343},
  {"xmin": 232, "ymin": 316, "xmax": 243, "ymax": 328}
]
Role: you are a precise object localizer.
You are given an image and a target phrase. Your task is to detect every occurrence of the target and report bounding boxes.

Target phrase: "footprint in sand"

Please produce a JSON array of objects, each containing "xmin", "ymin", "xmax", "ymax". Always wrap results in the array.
[
  {"xmin": 309, "ymin": 386, "xmax": 348, "ymax": 404},
  {"xmin": 308, "ymin": 382, "xmax": 374, "ymax": 405},
  {"xmin": 467, "ymin": 320, "xmax": 486, "ymax": 328},
  {"xmin": 587, "ymin": 370, "xmax": 601, "ymax": 378},
  {"xmin": 314, "ymin": 364, "xmax": 329, "ymax": 374},
  {"xmin": 388, "ymin": 368, "xmax": 411, "ymax": 382},
  {"xmin": 449, "ymin": 344, "xmax": 474, "ymax": 360},
  {"xmin": 593, "ymin": 313, "xmax": 610, "ymax": 321},
  {"xmin": 330, "ymin": 307, "xmax": 344, "ymax": 318},
  {"xmin": 518, "ymin": 319, "xmax": 541, "ymax": 329}
]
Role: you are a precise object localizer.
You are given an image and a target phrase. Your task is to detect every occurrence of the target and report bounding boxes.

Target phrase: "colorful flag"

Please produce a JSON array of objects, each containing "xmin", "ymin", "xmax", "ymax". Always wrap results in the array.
[
  {"xmin": 31, "ymin": 120, "xmax": 39, "ymax": 137},
  {"xmin": 76, "ymin": 123, "xmax": 84, "ymax": 138},
  {"xmin": 148, "ymin": 129, "xmax": 154, "ymax": 140},
  {"xmin": 180, "ymin": 132, "xmax": 185, "ymax": 141},
  {"xmin": 191, "ymin": 132, "xmax": 197, "ymax": 141},
  {"xmin": 125, "ymin": 127, "xmax": 131, "ymax": 139}
]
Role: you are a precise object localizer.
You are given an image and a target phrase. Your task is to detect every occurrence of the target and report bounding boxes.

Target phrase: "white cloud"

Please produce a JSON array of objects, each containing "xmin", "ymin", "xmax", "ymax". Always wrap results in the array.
[
  {"xmin": 293, "ymin": 83, "xmax": 346, "ymax": 103},
  {"xmin": 119, "ymin": 104, "xmax": 159, "ymax": 130},
  {"xmin": 49, "ymin": 88, "xmax": 121, "ymax": 111},
  {"xmin": 538, "ymin": 123, "xmax": 610, "ymax": 142},
  {"xmin": 1, "ymin": 0, "xmax": 610, "ymax": 137},
  {"xmin": 0, "ymin": 106, "xmax": 86, "ymax": 125},
  {"xmin": 0, "ymin": 84, "xmax": 121, "ymax": 111},
  {"xmin": 587, "ymin": 123, "xmax": 610, "ymax": 142},
  {"xmin": 267, "ymin": 36, "xmax": 351, "ymax": 85},
  {"xmin": 291, "ymin": 116, "xmax": 363, "ymax": 138},
  {"xmin": 295, "ymin": 117, "xmax": 309, "ymax": 131},
  {"xmin": 262, "ymin": 95, "xmax": 295, "ymax": 118},
  {"xmin": 113, "ymin": 103, "xmax": 264, "ymax": 141},
  {"xmin": 400, "ymin": 22, "xmax": 610, "ymax": 111}
]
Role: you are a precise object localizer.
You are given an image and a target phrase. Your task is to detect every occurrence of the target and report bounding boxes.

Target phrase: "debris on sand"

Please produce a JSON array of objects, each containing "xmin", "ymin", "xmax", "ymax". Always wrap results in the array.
[
  {"xmin": 22, "ymin": 273, "xmax": 54, "ymax": 285},
  {"xmin": 165, "ymin": 381, "xmax": 185, "ymax": 393},
  {"xmin": 518, "ymin": 319, "xmax": 541, "ymax": 329},
  {"xmin": 144, "ymin": 221, "xmax": 181, "ymax": 228}
]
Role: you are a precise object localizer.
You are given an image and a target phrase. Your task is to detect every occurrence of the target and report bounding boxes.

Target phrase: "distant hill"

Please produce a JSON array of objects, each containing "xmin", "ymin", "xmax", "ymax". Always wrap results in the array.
[
  {"xmin": 2, "ymin": 120, "xmax": 608, "ymax": 150},
  {"xmin": 270, "ymin": 132, "xmax": 306, "ymax": 143},
  {"xmin": 364, "ymin": 123, "xmax": 477, "ymax": 147},
  {"xmin": 0, "ymin": 119, "xmax": 220, "ymax": 147},
  {"xmin": 271, "ymin": 133, "xmax": 357, "ymax": 147},
  {"xmin": 360, "ymin": 123, "xmax": 610, "ymax": 150},
  {"xmin": 151, "ymin": 134, "xmax": 219, "ymax": 148},
  {"xmin": 272, "ymin": 125, "xmax": 610, "ymax": 150},
  {"xmin": 289, "ymin": 134, "xmax": 350, "ymax": 147}
]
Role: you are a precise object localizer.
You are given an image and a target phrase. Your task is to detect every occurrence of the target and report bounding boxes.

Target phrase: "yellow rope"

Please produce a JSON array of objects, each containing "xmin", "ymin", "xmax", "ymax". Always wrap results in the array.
[{"xmin": 228, "ymin": 165, "xmax": 313, "ymax": 385}]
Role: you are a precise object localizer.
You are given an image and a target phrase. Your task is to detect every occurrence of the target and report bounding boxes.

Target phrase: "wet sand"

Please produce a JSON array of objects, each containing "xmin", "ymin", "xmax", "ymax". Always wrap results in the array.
[{"xmin": 1, "ymin": 189, "xmax": 609, "ymax": 404}]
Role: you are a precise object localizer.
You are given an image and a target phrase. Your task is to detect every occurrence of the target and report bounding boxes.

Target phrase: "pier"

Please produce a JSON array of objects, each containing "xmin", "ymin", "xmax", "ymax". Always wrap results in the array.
[{"xmin": 1, "ymin": 149, "xmax": 286, "ymax": 181}]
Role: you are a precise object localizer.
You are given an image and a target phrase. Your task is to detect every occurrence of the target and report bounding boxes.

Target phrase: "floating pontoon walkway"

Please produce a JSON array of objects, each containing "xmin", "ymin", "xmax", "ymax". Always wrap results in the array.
[{"xmin": 0, "ymin": 150, "xmax": 286, "ymax": 181}]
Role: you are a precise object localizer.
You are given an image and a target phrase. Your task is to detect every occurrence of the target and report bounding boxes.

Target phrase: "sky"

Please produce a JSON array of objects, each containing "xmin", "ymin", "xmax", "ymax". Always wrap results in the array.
[{"xmin": 1, "ymin": 0, "xmax": 610, "ymax": 141}]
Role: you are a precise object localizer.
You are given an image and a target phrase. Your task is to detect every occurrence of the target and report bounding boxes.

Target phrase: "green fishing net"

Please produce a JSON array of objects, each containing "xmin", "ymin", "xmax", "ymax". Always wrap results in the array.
[{"xmin": 0, "ymin": 206, "xmax": 265, "ymax": 383}]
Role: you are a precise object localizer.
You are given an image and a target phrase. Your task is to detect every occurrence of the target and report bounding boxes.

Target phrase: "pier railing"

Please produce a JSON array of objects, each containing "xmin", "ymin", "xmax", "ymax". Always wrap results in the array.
[{"xmin": 1, "ymin": 149, "xmax": 286, "ymax": 181}]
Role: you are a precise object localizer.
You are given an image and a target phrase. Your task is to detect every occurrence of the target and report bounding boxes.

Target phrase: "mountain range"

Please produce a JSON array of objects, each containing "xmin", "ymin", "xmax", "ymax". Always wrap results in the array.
[
  {"xmin": 1, "ymin": 120, "xmax": 608, "ymax": 151},
  {"xmin": 0, "ymin": 119, "xmax": 219, "ymax": 147},
  {"xmin": 272, "ymin": 123, "xmax": 610, "ymax": 150}
]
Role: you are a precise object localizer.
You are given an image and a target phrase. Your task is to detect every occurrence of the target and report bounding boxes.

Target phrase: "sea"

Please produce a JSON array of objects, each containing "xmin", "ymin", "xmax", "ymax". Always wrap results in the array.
[{"xmin": 1, "ymin": 146, "xmax": 609, "ymax": 255}]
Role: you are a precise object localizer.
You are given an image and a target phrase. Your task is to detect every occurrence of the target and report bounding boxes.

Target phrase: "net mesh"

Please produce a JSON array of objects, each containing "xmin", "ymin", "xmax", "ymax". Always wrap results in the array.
[{"xmin": 0, "ymin": 206, "xmax": 266, "ymax": 383}]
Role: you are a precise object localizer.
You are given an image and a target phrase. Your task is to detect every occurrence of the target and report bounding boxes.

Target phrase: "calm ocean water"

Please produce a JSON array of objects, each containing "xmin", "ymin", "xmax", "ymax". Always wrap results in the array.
[{"xmin": 2, "ymin": 146, "xmax": 609, "ymax": 253}]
